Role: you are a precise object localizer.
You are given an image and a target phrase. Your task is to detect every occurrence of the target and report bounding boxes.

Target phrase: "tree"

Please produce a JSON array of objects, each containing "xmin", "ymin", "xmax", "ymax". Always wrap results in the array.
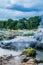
[
  {"xmin": 26, "ymin": 16, "xmax": 41, "ymax": 29},
  {"xmin": 6, "ymin": 19, "xmax": 14, "ymax": 29},
  {"xmin": 15, "ymin": 19, "xmax": 26, "ymax": 29},
  {"xmin": 0, "ymin": 16, "xmax": 41, "ymax": 30}
]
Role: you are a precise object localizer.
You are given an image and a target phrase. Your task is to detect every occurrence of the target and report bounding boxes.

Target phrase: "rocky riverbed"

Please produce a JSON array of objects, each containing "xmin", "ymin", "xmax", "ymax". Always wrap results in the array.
[
  {"xmin": 0, "ymin": 28, "xmax": 43, "ymax": 50},
  {"xmin": 0, "ymin": 54, "xmax": 43, "ymax": 65},
  {"xmin": 0, "ymin": 28, "xmax": 43, "ymax": 65}
]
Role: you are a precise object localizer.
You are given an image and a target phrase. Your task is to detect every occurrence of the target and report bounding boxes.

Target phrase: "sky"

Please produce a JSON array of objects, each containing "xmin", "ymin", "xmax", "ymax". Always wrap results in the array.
[{"xmin": 0, "ymin": 0, "xmax": 43, "ymax": 20}]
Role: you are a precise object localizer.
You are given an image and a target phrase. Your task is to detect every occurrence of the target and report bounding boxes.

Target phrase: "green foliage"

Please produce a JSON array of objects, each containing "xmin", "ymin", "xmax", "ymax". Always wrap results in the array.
[
  {"xmin": 23, "ymin": 33, "xmax": 34, "ymax": 36},
  {"xmin": 26, "ymin": 16, "xmax": 41, "ymax": 29},
  {"xmin": 15, "ymin": 19, "xmax": 26, "ymax": 29},
  {"xmin": 0, "ymin": 16, "xmax": 41, "ymax": 30},
  {"xmin": 23, "ymin": 48, "xmax": 36, "ymax": 57}
]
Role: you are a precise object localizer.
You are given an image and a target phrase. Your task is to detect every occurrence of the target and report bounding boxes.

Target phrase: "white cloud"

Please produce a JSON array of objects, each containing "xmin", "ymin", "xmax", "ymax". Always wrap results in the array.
[
  {"xmin": 10, "ymin": 0, "xmax": 43, "ymax": 8},
  {"xmin": 0, "ymin": 0, "xmax": 10, "ymax": 8},
  {"xmin": 23, "ymin": 0, "xmax": 43, "ymax": 8},
  {"xmin": 0, "ymin": 0, "xmax": 43, "ymax": 20},
  {"xmin": 0, "ymin": 8, "xmax": 43, "ymax": 20},
  {"xmin": 10, "ymin": 0, "xmax": 18, "ymax": 4},
  {"xmin": 10, "ymin": 0, "xmax": 23, "ymax": 5}
]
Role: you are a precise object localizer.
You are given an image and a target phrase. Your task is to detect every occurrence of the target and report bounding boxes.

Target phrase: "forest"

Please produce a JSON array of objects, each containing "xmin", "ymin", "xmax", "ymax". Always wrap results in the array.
[{"xmin": 0, "ymin": 16, "xmax": 41, "ymax": 30}]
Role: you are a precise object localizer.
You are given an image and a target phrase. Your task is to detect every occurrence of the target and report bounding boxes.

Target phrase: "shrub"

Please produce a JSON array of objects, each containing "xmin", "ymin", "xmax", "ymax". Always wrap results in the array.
[{"xmin": 23, "ymin": 48, "xmax": 36, "ymax": 57}]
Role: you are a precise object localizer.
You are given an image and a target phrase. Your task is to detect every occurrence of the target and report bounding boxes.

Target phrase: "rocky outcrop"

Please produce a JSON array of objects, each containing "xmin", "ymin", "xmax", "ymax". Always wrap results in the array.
[
  {"xmin": 0, "ymin": 29, "xmax": 43, "ymax": 50},
  {"xmin": 29, "ymin": 29, "xmax": 43, "ymax": 49},
  {"xmin": 0, "ymin": 37, "xmax": 37, "ymax": 50},
  {"xmin": 0, "ymin": 55, "xmax": 43, "ymax": 65},
  {"xmin": 22, "ymin": 57, "xmax": 43, "ymax": 65},
  {"xmin": 0, "ymin": 55, "xmax": 14, "ymax": 65}
]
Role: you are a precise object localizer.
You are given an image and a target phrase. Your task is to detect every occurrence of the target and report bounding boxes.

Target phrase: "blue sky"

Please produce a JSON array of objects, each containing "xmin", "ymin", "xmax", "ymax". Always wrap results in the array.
[{"xmin": 0, "ymin": 0, "xmax": 43, "ymax": 20}]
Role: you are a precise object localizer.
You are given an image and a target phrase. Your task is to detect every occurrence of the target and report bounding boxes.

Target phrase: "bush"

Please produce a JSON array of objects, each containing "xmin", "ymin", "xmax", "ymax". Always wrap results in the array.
[
  {"xmin": 26, "ymin": 16, "xmax": 41, "ymax": 29},
  {"xmin": 23, "ymin": 48, "xmax": 36, "ymax": 57}
]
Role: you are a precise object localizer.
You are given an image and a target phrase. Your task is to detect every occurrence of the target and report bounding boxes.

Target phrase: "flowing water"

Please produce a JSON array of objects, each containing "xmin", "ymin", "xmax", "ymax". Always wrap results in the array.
[
  {"xmin": 0, "ymin": 48, "xmax": 21, "ymax": 56},
  {"xmin": 0, "ymin": 16, "xmax": 43, "ymax": 65},
  {"xmin": 0, "ymin": 47, "xmax": 43, "ymax": 65}
]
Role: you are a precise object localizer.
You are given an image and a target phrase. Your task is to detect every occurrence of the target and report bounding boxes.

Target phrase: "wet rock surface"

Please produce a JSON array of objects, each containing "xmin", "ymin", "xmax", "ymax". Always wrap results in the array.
[
  {"xmin": 0, "ymin": 29, "xmax": 43, "ymax": 50},
  {"xmin": 0, "ymin": 55, "xmax": 43, "ymax": 65},
  {"xmin": 22, "ymin": 56, "xmax": 43, "ymax": 65},
  {"xmin": 22, "ymin": 57, "xmax": 37, "ymax": 65},
  {"xmin": 0, "ymin": 55, "xmax": 14, "ymax": 65}
]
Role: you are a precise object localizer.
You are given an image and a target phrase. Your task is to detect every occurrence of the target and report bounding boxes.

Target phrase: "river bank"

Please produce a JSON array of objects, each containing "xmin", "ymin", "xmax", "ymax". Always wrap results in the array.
[
  {"xmin": 0, "ymin": 28, "xmax": 43, "ymax": 65},
  {"xmin": 0, "ymin": 50, "xmax": 43, "ymax": 65},
  {"xmin": 0, "ymin": 29, "xmax": 36, "ymax": 40}
]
